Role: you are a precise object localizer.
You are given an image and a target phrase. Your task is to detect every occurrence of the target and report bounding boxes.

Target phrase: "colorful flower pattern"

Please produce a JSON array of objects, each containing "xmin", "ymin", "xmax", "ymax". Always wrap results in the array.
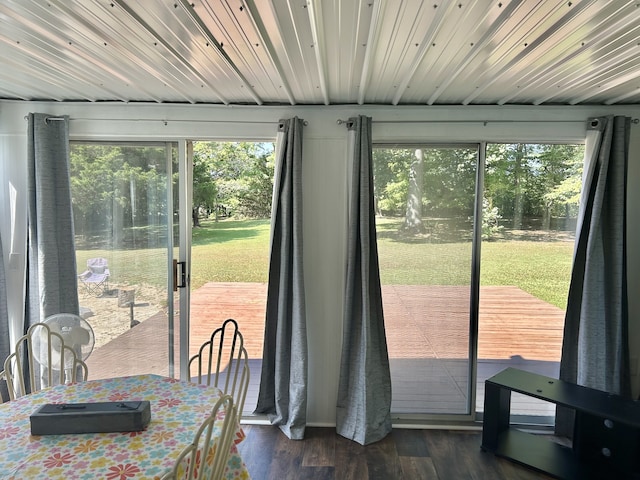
[{"xmin": 0, "ymin": 374, "xmax": 250, "ymax": 479}]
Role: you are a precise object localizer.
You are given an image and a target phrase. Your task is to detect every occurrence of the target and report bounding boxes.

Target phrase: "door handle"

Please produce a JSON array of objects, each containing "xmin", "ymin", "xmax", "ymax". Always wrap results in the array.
[{"xmin": 173, "ymin": 260, "xmax": 186, "ymax": 291}]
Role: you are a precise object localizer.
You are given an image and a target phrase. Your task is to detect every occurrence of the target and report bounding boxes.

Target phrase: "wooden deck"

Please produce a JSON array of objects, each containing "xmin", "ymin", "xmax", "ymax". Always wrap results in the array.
[{"xmin": 86, "ymin": 282, "xmax": 564, "ymax": 419}]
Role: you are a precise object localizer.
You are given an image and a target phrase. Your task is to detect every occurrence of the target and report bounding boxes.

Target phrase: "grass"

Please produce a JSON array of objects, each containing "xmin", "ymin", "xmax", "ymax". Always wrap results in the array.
[
  {"xmin": 191, "ymin": 219, "xmax": 271, "ymax": 289},
  {"xmin": 76, "ymin": 217, "xmax": 574, "ymax": 310},
  {"xmin": 375, "ymin": 218, "xmax": 572, "ymax": 309},
  {"xmin": 480, "ymin": 241, "xmax": 573, "ymax": 309}
]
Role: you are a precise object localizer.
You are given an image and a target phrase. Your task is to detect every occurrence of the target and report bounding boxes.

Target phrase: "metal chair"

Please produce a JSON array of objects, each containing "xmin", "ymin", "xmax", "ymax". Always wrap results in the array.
[
  {"xmin": 161, "ymin": 394, "xmax": 237, "ymax": 480},
  {"xmin": 189, "ymin": 318, "xmax": 250, "ymax": 415},
  {"xmin": 0, "ymin": 370, "xmax": 8, "ymax": 403},
  {"xmin": 1, "ymin": 322, "xmax": 88, "ymax": 400},
  {"xmin": 78, "ymin": 257, "xmax": 110, "ymax": 296}
]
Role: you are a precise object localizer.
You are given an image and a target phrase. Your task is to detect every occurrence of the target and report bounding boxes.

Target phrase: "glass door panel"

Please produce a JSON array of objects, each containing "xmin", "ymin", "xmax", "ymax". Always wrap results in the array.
[
  {"xmin": 70, "ymin": 142, "xmax": 179, "ymax": 379},
  {"xmin": 187, "ymin": 141, "xmax": 275, "ymax": 416},
  {"xmin": 373, "ymin": 145, "xmax": 479, "ymax": 415},
  {"xmin": 477, "ymin": 143, "xmax": 584, "ymax": 423}
]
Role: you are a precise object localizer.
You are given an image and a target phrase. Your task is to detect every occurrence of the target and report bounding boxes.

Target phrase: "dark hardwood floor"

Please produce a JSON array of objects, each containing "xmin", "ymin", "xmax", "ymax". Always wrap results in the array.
[{"xmin": 236, "ymin": 425, "xmax": 555, "ymax": 480}]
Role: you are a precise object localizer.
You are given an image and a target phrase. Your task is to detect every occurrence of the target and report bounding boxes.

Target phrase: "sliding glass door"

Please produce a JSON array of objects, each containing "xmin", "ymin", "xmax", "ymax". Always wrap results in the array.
[
  {"xmin": 69, "ymin": 142, "xmax": 180, "ymax": 379},
  {"xmin": 373, "ymin": 141, "xmax": 583, "ymax": 422},
  {"xmin": 477, "ymin": 142, "xmax": 584, "ymax": 423},
  {"xmin": 186, "ymin": 140, "xmax": 274, "ymax": 416},
  {"xmin": 373, "ymin": 145, "xmax": 480, "ymax": 416}
]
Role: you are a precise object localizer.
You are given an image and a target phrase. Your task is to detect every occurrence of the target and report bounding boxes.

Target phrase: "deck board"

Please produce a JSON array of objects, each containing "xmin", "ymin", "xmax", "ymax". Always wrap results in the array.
[{"xmin": 86, "ymin": 283, "xmax": 564, "ymax": 418}]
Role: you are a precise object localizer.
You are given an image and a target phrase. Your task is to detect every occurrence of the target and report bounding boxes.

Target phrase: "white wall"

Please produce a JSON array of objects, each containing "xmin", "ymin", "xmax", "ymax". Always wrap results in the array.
[{"xmin": 1, "ymin": 101, "xmax": 639, "ymax": 422}]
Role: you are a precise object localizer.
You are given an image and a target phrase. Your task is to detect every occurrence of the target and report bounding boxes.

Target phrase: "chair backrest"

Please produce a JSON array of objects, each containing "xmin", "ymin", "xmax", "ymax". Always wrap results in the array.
[
  {"xmin": 188, "ymin": 319, "xmax": 250, "ymax": 414},
  {"xmin": 87, "ymin": 257, "xmax": 108, "ymax": 274},
  {"xmin": 161, "ymin": 394, "xmax": 236, "ymax": 480},
  {"xmin": 0, "ymin": 370, "xmax": 9, "ymax": 403},
  {"xmin": 2, "ymin": 322, "xmax": 88, "ymax": 400}
]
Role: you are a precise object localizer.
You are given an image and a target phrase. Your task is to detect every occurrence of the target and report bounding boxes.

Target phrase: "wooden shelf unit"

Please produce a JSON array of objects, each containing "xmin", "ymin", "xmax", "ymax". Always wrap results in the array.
[{"xmin": 481, "ymin": 367, "xmax": 640, "ymax": 480}]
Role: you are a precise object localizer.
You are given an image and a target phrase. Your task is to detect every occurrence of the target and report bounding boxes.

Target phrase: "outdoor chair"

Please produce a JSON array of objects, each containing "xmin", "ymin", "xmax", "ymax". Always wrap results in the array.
[
  {"xmin": 1, "ymin": 322, "xmax": 88, "ymax": 400},
  {"xmin": 78, "ymin": 257, "xmax": 110, "ymax": 296},
  {"xmin": 189, "ymin": 318, "xmax": 250, "ymax": 415}
]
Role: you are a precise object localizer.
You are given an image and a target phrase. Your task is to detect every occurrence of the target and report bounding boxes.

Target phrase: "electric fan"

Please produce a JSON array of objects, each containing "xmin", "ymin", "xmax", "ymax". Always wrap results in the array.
[{"xmin": 33, "ymin": 313, "xmax": 96, "ymax": 370}]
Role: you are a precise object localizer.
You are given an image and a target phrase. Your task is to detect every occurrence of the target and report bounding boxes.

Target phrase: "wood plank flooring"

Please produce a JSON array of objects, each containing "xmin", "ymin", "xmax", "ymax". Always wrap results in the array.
[{"xmin": 236, "ymin": 425, "xmax": 555, "ymax": 480}]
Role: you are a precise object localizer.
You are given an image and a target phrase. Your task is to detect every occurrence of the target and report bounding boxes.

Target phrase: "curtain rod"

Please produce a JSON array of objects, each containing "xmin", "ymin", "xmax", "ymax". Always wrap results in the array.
[
  {"xmin": 26, "ymin": 116, "xmax": 300, "ymax": 125},
  {"xmin": 337, "ymin": 118, "xmax": 640, "ymax": 125},
  {"xmin": 27, "ymin": 115, "xmax": 640, "ymax": 126}
]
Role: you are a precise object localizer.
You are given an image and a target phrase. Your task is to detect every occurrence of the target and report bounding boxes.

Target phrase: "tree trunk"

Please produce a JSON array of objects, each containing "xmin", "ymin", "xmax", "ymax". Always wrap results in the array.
[
  {"xmin": 402, "ymin": 149, "xmax": 425, "ymax": 234},
  {"xmin": 542, "ymin": 205, "xmax": 551, "ymax": 231},
  {"xmin": 512, "ymin": 144, "xmax": 524, "ymax": 230},
  {"xmin": 192, "ymin": 207, "xmax": 200, "ymax": 227}
]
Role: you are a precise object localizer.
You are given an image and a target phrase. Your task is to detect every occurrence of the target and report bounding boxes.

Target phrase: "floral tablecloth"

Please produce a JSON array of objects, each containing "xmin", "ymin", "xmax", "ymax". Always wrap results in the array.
[{"xmin": 0, "ymin": 374, "xmax": 251, "ymax": 479}]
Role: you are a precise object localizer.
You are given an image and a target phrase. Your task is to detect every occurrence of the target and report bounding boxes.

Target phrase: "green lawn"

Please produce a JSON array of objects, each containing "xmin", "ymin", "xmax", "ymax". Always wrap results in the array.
[
  {"xmin": 76, "ymin": 217, "xmax": 574, "ymax": 310},
  {"xmin": 481, "ymin": 241, "xmax": 573, "ymax": 309},
  {"xmin": 191, "ymin": 219, "xmax": 271, "ymax": 289}
]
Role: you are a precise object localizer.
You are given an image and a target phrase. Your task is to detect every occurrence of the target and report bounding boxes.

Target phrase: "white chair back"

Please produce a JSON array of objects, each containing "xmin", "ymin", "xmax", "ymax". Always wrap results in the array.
[
  {"xmin": 2, "ymin": 322, "xmax": 88, "ymax": 400},
  {"xmin": 189, "ymin": 319, "xmax": 250, "ymax": 415},
  {"xmin": 161, "ymin": 394, "xmax": 237, "ymax": 480}
]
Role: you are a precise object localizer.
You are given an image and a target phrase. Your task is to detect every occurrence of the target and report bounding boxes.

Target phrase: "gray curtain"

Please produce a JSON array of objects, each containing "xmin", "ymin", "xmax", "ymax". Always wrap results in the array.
[
  {"xmin": 336, "ymin": 115, "xmax": 392, "ymax": 445},
  {"xmin": 255, "ymin": 117, "xmax": 308, "ymax": 440},
  {"xmin": 0, "ymin": 233, "xmax": 9, "ymax": 401},
  {"xmin": 26, "ymin": 113, "xmax": 79, "ymax": 327},
  {"xmin": 556, "ymin": 115, "xmax": 631, "ymax": 437}
]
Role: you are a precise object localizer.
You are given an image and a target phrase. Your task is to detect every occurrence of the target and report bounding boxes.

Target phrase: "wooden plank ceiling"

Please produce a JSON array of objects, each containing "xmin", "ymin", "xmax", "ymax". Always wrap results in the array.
[{"xmin": 1, "ymin": 0, "xmax": 639, "ymax": 106}]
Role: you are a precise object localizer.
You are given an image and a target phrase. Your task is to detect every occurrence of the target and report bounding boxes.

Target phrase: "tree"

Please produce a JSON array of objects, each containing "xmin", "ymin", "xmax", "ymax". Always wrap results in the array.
[
  {"xmin": 192, "ymin": 150, "xmax": 217, "ymax": 227},
  {"xmin": 70, "ymin": 144, "xmax": 172, "ymax": 244},
  {"xmin": 402, "ymin": 149, "xmax": 425, "ymax": 233},
  {"xmin": 485, "ymin": 143, "xmax": 584, "ymax": 232},
  {"xmin": 373, "ymin": 148, "xmax": 413, "ymax": 216},
  {"xmin": 374, "ymin": 146, "xmax": 477, "ymax": 218},
  {"xmin": 512, "ymin": 143, "xmax": 526, "ymax": 229},
  {"xmin": 191, "ymin": 142, "xmax": 275, "ymax": 224},
  {"xmin": 541, "ymin": 145, "xmax": 584, "ymax": 229}
]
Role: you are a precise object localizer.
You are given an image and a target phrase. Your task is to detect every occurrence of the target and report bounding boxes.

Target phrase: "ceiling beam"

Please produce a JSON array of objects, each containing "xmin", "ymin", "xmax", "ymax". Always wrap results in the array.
[
  {"xmin": 391, "ymin": 1, "xmax": 457, "ymax": 106},
  {"xmin": 111, "ymin": 0, "xmax": 229, "ymax": 104},
  {"xmin": 307, "ymin": 0, "xmax": 329, "ymax": 105},
  {"xmin": 57, "ymin": 0, "xmax": 195, "ymax": 103},
  {"xmin": 357, "ymin": 0, "xmax": 384, "ymax": 105},
  {"xmin": 525, "ymin": 13, "xmax": 640, "ymax": 105},
  {"xmin": 605, "ymin": 86, "xmax": 640, "ymax": 105},
  {"xmin": 178, "ymin": 0, "xmax": 263, "ymax": 105},
  {"xmin": 569, "ymin": 67, "xmax": 640, "ymax": 105},
  {"xmin": 427, "ymin": 0, "xmax": 525, "ymax": 105},
  {"xmin": 243, "ymin": 0, "xmax": 296, "ymax": 105},
  {"xmin": 462, "ymin": 0, "xmax": 596, "ymax": 105}
]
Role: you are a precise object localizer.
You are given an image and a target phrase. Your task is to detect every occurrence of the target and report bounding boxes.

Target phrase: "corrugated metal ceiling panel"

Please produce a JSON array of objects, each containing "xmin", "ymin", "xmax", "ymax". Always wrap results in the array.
[{"xmin": 0, "ymin": 0, "xmax": 638, "ymax": 106}]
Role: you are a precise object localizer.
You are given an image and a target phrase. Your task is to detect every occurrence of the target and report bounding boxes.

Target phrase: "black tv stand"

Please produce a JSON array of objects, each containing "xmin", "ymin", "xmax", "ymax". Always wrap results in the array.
[{"xmin": 481, "ymin": 367, "xmax": 640, "ymax": 479}]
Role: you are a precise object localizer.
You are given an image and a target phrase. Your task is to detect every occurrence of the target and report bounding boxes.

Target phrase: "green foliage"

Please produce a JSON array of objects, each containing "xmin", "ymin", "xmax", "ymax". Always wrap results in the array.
[
  {"xmin": 373, "ymin": 146, "xmax": 477, "ymax": 218},
  {"xmin": 485, "ymin": 143, "xmax": 584, "ymax": 221},
  {"xmin": 70, "ymin": 143, "xmax": 176, "ymax": 245},
  {"xmin": 542, "ymin": 146, "xmax": 584, "ymax": 213},
  {"xmin": 373, "ymin": 148, "xmax": 412, "ymax": 214},
  {"xmin": 482, "ymin": 197, "xmax": 503, "ymax": 240},
  {"xmin": 192, "ymin": 142, "xmax": 275, "ymax": 221},
  {"xmin": 72, "ymin": 140, "xmax": 582, "ymax": 313}
]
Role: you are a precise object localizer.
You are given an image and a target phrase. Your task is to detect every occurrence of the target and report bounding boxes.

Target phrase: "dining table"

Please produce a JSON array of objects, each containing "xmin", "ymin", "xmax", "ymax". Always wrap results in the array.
[{"xmin": 0, "ymin": 374, "xmax": 251, "ymax": 479}]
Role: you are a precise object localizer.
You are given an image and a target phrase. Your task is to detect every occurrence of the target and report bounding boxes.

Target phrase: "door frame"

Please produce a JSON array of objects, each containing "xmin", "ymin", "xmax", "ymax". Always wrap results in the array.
[{"xmin": 177, "ymin": 140, "xmax": 193, "ymax": 381}]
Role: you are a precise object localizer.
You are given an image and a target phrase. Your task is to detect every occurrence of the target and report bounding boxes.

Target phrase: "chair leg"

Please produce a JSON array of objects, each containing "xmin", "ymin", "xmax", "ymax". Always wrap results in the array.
[{"xmin": 81, "ymin": 281, "xmax": 106, "ymax": 297}]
